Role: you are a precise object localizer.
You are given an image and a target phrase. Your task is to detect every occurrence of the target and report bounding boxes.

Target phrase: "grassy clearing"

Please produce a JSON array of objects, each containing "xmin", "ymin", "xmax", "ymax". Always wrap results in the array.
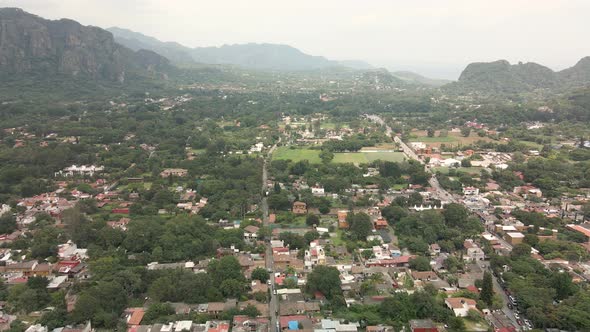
[
  {"xmin": 433, "ymin": 166, "xmax": 483, "ymax": 175},
  {"xmin": 273, "ymin": 147, "xmax": 406, "ymax": 164},
  {"xmin": 364, "ymin": 152, "xmax": 406, "ymax": 162},
  {"xmin": 320, "ymin": 122, "xmax": 350, "ymax": 129},
  {"xmin": 332, "ymin": 153, "xmax": 368, "ymax": 164},
  {"xmin": 409, "ymin": 130, "xmax": 499, "ymax": 147},
  {"xmin": 273, "ymin": 147, "xmax": 322, "ymax": 163},
  {"xmin": 409, "ymin": 136, "xmax": 458, "ymax": 143}
]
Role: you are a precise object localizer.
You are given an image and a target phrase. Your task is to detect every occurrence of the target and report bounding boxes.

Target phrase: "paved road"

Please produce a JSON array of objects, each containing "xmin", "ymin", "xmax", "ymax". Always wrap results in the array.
[
  {"xmin": 262, "ymin": 140, "xmax": 280, "ymax": 332},
  {"xmin": 368, "ymin": 114, "xmax": 523, "ymax": 330},
  {"xmin": 367, "ymin": 114, "xmax": 456, "ymax": 204}
]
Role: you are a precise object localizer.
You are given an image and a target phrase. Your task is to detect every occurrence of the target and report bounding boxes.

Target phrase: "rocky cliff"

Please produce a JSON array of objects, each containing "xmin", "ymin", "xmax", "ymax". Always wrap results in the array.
[{"xmin": 0, "ymin": 8, "xmax": 169, "ymax": 82}]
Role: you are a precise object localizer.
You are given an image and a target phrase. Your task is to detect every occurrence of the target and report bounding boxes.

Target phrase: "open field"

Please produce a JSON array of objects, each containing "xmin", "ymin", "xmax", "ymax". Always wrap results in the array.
[
  {"xmin": 273, "ymin": 147, "xmax": 322, "ymax": 163},
  {"xmin": 321, "ymin": 122, "xmax": 349, "ymax": 129},
  {"xmin": 409, "ymin": 130, "xmax": 498, "ymax": 147},
  {"xmin": 432, "ymin": 166, "xmax": 483, "ymax": 175},
  {"xmin": 273, "ymin": 147, "xmax": 406, "ymax": 164}
]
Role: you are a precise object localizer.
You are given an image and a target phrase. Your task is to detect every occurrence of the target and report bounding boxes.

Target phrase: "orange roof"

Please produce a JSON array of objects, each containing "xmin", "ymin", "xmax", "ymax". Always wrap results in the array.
[
  {"xmin": 567, "ymin": 224, "xmax": 590, "ymax": 238},
  {"xmin": 126, "ymin": 308, "xmax": 145, "ymax": 325},
  {"xmin": 446, "ymin": 297, "xmax": 476, "ymax": 309}
]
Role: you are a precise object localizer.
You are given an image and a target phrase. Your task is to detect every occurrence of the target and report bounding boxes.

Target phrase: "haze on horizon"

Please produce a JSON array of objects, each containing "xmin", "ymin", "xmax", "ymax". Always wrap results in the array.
[{"xmin": 1, "ymin": 0, "xmax": 589, "ymax": 80}]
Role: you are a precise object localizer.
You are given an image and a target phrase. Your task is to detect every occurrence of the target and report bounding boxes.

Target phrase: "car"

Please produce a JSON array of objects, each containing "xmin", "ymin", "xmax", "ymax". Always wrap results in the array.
[
  {"xmin": 507, "ymin": 303, "xmax": 513, "ymax": 309},
  {"xmin": 524, "ymin": 320, "xmax": 533, "ymax": 329},
  {"xmin": 514, "ymin": 313, "xmax": 520, "ymax": 320},
  {"xmin": 516, "ymin": 319, "xmax": 523, "ymax": 326}
]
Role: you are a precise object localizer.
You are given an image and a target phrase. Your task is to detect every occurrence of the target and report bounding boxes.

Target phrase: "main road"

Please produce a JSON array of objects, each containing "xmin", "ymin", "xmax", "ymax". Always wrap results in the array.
[
  {"xmin": 367, "ymin": 114, "xmax": 521, "ymax": 330},
  {"xmin": 261, "ymin": 140, "xmax": 280, "ymax": 332},
  {"xmin": 366, "ymin": 114, "xmax": 457, "ymax": 204}
]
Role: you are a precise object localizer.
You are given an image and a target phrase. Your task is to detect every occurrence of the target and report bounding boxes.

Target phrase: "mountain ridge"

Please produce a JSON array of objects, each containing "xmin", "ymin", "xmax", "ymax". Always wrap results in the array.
[
  {"xmin": 0, "ymin": 8, "xmax": 170, "ymax": 82},
  {"xmin": 451, "ymin": 58, "xmax": 590, "ymax": 93},
  {"xmin": 108, "ymin": 26, "xmax": 373, "ymax": 71}
]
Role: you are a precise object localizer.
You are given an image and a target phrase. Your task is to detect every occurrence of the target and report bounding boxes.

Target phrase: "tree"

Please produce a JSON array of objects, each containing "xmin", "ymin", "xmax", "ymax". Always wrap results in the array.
[
  {"xmin": 318, "ymin": 202, "xmax": 330, "ymax": 214},
  {"xmin": 306, "ymin": 266, "xmax": 342, "ymax": 299},
  {"xmin": 461, "ymin": 127, "xmax": 471, "ymax": 137},
  {"xmin": 319, "ymin": 150, "xmax": 334, "ymax": 164},
  {"xmin": 409, "ymin": 256, "xmax": 431, "ymax": 271},
  {"xmin": 347, "ymin": 212, "xmax": 373, "ymax": 241},
  {"xmin": 511, "ymin": 243, "xmax": 532, "ymax": 259},
  {"xmin": 306, "ymin": 214, "xmax": 320, "ymax": 226},
  {"xmin": 220, "ymin": 279, "xmax": 244, "ymax": 298},
  {"xmin": 0, "ymin": 214, "xmax": 17, "ymax": 235},
  {"xmin": 207, "ymin": 256, "xmax": 245, "ymax": 287},
  {"xmin": 408, "ymin": 192, "xmax": 423, "ymax": 206},
  {"xmin": 379, "ymin": 293, "xmax": 416, "ymax": 322},
  {"xmin": 143, "ymin": 303, "xmax": 175, "ymax": 324},
  {"xmin": 251, "ymin": 267, "xmax": 269, "ymax": 283},
  {"xmin": 523, "ymin": 234, "xmax": 539, "ymax": 247},
  {"xmin": 427, "ymin": 127, "xmax": 435, "ymax": 137},
  {"xmin": 461, "ymin": 159, "xmax": 472, "ymax": 167},
  {"xmin": 551, "ymin": 272, "xmax": 576, "ymax": 300},
  {"xmin": 480, "ymin": 271, "xmax": 494, "ymax": 306},
  {"xmin": 304, "ymin": 230, "xmax": 320, "ymax": 244},
  {"xmin": 279, "ymin": 232, "xmax": 305, "ymax": 249},
  {"xmin": 443, "ymin": 203, "xmax": 468, "ymax": 227},
  {"xmin": 381, "ymin": 205, "xmax": 408, "ymax": 224},
  {"xmin": 267, "ymin": 192, "xmax": 291, "ymax": 211}
]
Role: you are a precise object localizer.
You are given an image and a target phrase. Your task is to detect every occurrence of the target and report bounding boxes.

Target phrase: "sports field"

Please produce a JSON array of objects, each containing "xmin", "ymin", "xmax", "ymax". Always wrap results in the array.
[
  {"xmin": 273, "ymin": 147, "xmax": 406, "ymax": 164},
  {"xmin": 273, "ymin": 147, "xmax": 321, "ymax": 163}
]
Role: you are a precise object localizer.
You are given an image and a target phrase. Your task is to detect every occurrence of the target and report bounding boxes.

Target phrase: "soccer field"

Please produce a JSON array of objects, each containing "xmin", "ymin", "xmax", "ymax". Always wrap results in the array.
[
  {"xmin": 273, "ymin": 147, "xmax": 406, "ymax": 164},
  {"xmin": 272, "ymin": 147, "xmax": 322, "ymax": 163}
]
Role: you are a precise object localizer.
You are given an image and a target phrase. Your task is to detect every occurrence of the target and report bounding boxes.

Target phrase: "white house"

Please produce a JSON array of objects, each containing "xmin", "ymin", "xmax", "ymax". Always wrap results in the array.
[
  {"xmin": 445, "ymin": 297, "xmax": 477, "ymax": 317},
  {"xmin": 311, "ymin": 185, "xmax": 325, "ymax": 196},
  {"xmin": 463, "ymin": 186, "xmax": 480, "ymax": 196}
]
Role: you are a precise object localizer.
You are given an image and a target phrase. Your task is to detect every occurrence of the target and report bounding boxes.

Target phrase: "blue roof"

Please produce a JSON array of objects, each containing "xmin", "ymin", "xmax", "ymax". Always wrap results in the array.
[{"xmin": 288, "ymin": 321, "xmax": 299, "ymax": 330}]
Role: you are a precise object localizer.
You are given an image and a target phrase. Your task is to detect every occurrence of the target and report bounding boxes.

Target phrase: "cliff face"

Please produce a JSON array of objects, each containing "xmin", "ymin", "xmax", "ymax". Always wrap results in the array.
[{"xmin": 0, "ymin": 8, "xmax": 169, "ymax": 82}]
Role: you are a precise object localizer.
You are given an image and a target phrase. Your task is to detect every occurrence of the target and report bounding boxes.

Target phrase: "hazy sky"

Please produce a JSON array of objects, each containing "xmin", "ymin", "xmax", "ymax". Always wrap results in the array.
[{"xmin": 2, "ymin": 0, "xmax": 590, "ymax": 79}]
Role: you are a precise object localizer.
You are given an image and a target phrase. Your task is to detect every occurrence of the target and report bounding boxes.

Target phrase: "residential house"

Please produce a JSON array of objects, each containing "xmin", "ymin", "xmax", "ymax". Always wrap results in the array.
[
  {"xmin": 244, "ymin": 225, "xmax": 260, "ymax": 241},
  {"xmin": 409, "ymin": 319, "xmax": 439, "ymax": 332},
  {"xmin": 304, "ymin": 240, "xmax": 326, "ymax": 270},
  {"xmin": 338, "ymin": 211, "xmax": 349, "ymax": 229},
  {"xmin": 233, "ymin": 316, "xmax": 269, "ymax": 332},
  {"xmin": 160, "ymin": 168, "xmax": 188, "ymax": 178},
  {"xmin": 292, "ymin": 202, "xmax": 307, "ymax": 215},
  {"xmin": 445, "ymin": 297, "xmax": 477, "ymax": 317}
]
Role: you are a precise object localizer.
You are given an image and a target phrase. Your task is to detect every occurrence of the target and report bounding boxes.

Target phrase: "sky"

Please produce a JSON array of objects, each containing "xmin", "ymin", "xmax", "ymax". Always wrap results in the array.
[{"xmin": 2, "ymin": 0, "xmax": 590, "ymax": 79}]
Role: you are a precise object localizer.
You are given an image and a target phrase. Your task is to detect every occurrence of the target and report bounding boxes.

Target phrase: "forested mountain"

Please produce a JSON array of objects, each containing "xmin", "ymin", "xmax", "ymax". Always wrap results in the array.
[
  {"xmin": 559, "ymin": 56, "xmax": 590, "ymax": 86},
  {"xmin": 449, "ymin": 58, "xmax": 590, "ymax": 93},
  {"xmin": 108, "ymin": 26, "xmax": 372, "ymax": 71},
  {"xmin": 107, "ymin": 27, "xmax": 196, "ymax": 65},
  {"xmin": 0, "ymin": 8, "xmax": 171, "ymax": 82},
  {"xmin": 392, "ymin": 70, "xmax": 451, "ymax": 86}
]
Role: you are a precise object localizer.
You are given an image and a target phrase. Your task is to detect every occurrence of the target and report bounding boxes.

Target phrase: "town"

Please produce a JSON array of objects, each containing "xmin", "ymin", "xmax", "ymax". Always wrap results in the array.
[{"xmin": 1, "ymin": 4, "xmax": 590, "ymax": 332}]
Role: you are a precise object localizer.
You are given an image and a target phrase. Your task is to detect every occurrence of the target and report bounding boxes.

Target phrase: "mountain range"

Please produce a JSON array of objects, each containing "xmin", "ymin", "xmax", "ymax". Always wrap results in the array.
[
  {"xmin": 108, "ymin": 27, "xmax": 373, "ymax": 71},
  {"xmin": 0, "ymin": 8, "xmax": 171, "ymax": 82},
  {"xmin": 1, "ymin": 8, "xmax": 588, "ymax": 93},
  {"xmin": 452, "ymin": 58, "xmax": 590, "ymax": 93}
]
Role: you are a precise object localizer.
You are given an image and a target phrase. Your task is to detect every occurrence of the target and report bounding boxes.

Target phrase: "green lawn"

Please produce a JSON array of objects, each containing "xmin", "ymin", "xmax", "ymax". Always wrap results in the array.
[
  {"xmin": 409, "ymin": 136, "xmax": 458, "ymax": 143},
  {"xmin": 517, "ymin": 140, "xmax": 543, "ymax": 149},
  {"xmin": 321, "ymin": 122, "xmax": 349, "ymax": 129},
  {"xmin": 333, "ymin": 152, "xmax": 406, "ymax": 164},
  {"xmin": 433, "ymin": 166, "xmax": 482, "ymax": 175},
  {"xmin": 273, "ymin": 147, "xmax": 322, "ymax": 163},
  {"xmin": 364, "ymin": 152, "xmax": 406, "ymax": 162},
  {"xmin": 273, "ymin": 147, "xmax": 405, "ymax": 164},
  {"xmin": 332, "ymin": 153, "xmax": 368, "ymax": 164}
]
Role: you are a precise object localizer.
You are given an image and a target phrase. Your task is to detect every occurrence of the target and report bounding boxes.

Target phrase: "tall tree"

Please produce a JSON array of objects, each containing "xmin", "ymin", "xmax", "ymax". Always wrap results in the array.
[{"xmin": 480, "ymin": 271, "xmax": 494, "ymax": 306}]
